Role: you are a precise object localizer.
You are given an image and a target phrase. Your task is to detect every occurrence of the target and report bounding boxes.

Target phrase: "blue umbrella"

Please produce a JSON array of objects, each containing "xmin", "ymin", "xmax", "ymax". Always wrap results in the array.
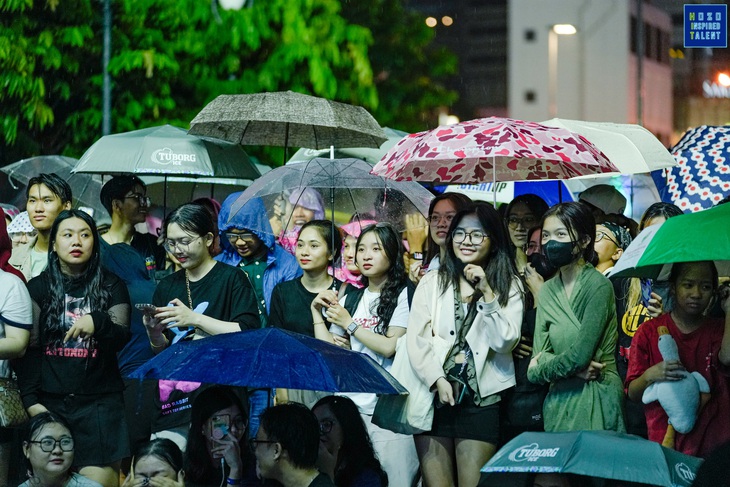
[
  {"xmin": 652, "ymin": 125, "xmax": 730, "ymax": 213},
  {"xmin": 128, "ymin": 328, "xmax": 407, "ymax": 395}
]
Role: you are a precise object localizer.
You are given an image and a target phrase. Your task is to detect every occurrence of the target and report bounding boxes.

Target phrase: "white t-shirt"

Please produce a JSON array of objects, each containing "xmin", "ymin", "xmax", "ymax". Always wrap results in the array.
[
  {"xmin": 427, "ymin": 255, "xmax": 441, "ymax": 273},
  {"xmin": 333, "ymin": 287, "xmax": 409, "ymax": 414},
  {"xmin": 0, "ymin": 270, "xmax": 32, "ymax": 378}
]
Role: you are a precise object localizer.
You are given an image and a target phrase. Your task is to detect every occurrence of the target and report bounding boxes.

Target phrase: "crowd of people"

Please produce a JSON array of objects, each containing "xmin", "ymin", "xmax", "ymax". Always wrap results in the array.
[{"xmin": 0, "ymin": 172, "xmax": 728, "ymax": 487}]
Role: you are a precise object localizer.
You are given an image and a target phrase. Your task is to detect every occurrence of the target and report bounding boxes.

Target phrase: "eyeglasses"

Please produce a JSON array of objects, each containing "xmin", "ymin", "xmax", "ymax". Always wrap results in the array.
[
  {"xmin": 319, "ymin": 419, "xmax": 334, "ymax": 435},
  {"xmin": 9, "ymin": 231, "xmax": 37, "ymax": 241},
  {"xmin": 125, "ymin": 194, "xmax": 151, "ymax": 207},
  {"xmin": 452, "ymin": 229, "xmax": 488, "ymax": 245},
  {"xmin": 249, "ymin": 438, "xmax": 277, "ymax": 450},
  {"xmin": 507, "ymin": 215, "xmax": 537, "ymax": 229},
  {"xmin": 224, "ymin": 232, "xmax": 256, "ymax": 243},
  {"xmin": 163, "ymin": 236, "xmax": 202, "ymax": 253},
  {"xmin": 29, "ymin": 436, "xmax": 74, "ymax": 452},
  {"xmin": 429, "ymin": 213, "xmax": 456, "ymax": 225},
  {"xmin": 596, "ymin": 231, "xmax": 619, "ymax": 246}
]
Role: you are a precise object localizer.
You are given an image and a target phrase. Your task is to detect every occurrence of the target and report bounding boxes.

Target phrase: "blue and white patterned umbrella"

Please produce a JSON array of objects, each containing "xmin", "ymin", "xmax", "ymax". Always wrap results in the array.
[{"xmin": 652, "ymin": 125, "xmax": 730, "ymax": 213}]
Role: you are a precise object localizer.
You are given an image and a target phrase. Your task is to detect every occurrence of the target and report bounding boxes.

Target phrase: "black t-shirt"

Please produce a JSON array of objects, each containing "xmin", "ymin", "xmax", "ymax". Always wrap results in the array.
[
  {"xmin": 152, "ymin": 262, "xmax": 260, "ymax": 332},
  {"xmin": 268, "ymin": 278, "xmax": 341, "ymax": 337},
  {"xmin": 308, "ymin": 473, "xmax": 335, "ymax": 487},
  {"xmin": 17, "ymin": 270, "xmax": 131, "ymax": 407},
  {"xmin": 151, "ymin": 262, "xmax": 260, "ymax": 431}
]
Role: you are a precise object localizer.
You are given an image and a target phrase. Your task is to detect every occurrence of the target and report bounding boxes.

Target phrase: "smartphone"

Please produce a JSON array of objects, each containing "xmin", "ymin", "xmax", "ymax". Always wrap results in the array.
[
  {"xmin": 135, "ymin": 303, "xmax": 157, "ymax": 314},
  {"xmin": 210, "ymin": 414, "xmax": 230, "ymax": 440},
  {"xmin": 640, "ymin": 279, "xmax": 653, "ymax": 308}
]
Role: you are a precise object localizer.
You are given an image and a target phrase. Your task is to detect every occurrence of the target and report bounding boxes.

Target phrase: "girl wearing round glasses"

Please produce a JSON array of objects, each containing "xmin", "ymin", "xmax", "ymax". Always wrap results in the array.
[
  {"xmin": 21, "ymin": 412, "xmax": 101, "ymax": 487},
  {"xmin": 144, "ymin": 203, "xmax": 260, "ymax": 344},
  {"xmin": 408, "ymin": 193, "xmax": 472, "ymax": 285},
  {"xmin": 14, "ymin": 209, "xmax": 131, "ymax": 486},
  {"xmin": 142, "ymin": 203, "xmax": 259, "ymax": 449},
  {"xmin": 527, "ymin": 202, "xmax": 625, "ymax": 433},
  {"xmin": 311, "ymin": 222, "xmax": 418, "ymax": 486},
  {"xmin": 407, "ymin": 201, "xmax": 524, "ymax": 486}
]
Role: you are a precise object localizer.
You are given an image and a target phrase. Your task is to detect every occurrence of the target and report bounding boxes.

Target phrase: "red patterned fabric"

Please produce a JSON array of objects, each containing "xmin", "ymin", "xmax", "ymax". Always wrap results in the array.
[
  {"xmin": 371, "ymin": 117, "xmax": 618, "ymax": 183},
  {"xmin": 0, "ymin": 208, "xmax": 26, "ymax": 282}
]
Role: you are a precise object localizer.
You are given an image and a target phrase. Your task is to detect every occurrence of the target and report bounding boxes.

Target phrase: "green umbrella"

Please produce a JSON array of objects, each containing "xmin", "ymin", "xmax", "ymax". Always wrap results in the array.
[
  {"xmin": 610, "ymin": 203, "xmax": 730, "ymax": 280},
  {"xmin": 479, "ymin": 430, "xmax": 703, "ymax": 487},
  {"xmin": 73, "ymin": 124, "xmax": 261, "ymax": 179}
]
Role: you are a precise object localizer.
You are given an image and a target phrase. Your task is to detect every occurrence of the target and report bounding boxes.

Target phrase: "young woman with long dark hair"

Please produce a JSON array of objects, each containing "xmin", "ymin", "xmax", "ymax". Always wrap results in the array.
[
  {"xmin": 269, "ymin": 220, "xmax": 342, "ymax": 338},
  {"xmin": 407, "ymin": 201, "xmax": 524, "ymax": 486},
  {"xmin": 527, "ymin": 202, "xmax": 625, "ymax": 433},
  {"xmin": 408, "ymin": 193, "xmax": 472, "ymax": 284},
  {"xmin": 313, "ymin": 396, "xmax": 387, "ymax": 487},
  {"xmin": 311, "ymin": 223, "xmax": 418, "ymax": 486},
  {"xmin": 16, "ymin": 209, "xmax": 131, "ymax": 486},
  {"xmin": 184, "ymin": 387, "xmax": 257, "ymax": 487}
]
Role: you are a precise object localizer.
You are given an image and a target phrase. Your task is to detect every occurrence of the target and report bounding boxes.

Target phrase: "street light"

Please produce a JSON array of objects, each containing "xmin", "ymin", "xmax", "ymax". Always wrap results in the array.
[
  {"xmin": 718, "ymin": 72, "xmax": 730, "ymax": 87},
  {"xmin": 548, "ymin": 23, "xmax": 577, "ymax": 118}
]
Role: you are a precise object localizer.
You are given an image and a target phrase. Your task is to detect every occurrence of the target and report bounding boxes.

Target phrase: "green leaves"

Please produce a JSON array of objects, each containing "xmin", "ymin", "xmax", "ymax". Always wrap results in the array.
[{"xmin": 1, "ymin": 0, "xmax": 456, "ymax": 164}]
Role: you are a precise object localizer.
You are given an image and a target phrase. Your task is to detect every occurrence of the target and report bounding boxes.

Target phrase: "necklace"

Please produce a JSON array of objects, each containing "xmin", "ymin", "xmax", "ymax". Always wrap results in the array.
[{"xmin": 184, "ymin": 270, "xmax": 194, "ymax": 309}]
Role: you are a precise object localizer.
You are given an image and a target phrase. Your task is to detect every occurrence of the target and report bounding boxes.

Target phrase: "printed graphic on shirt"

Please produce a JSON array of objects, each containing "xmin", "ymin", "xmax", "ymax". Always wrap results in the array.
[
  {"xmin": 622, "ymin": 304, "xmax": 651, "ymax": 338},
  {"xmin": 44, "ymin": 295, "xmax": 98, "ymax": 359},
  {"xmin": 158, "ymin": 301, "xmax": 208, "ymax": 417}
]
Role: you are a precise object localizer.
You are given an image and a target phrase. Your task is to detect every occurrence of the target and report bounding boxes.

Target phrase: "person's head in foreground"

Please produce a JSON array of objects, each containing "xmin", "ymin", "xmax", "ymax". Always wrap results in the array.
[
  {"xmin": 253, "ymin": 403, "xmax": 325, "ymax": 487},
  {"xmin": 22, "ymin": 412, "xmax": 76, "ymax": 485},
  {"xmin": 540, "ymin": 202, "xmax": 596, "ymax": 271},
  {"xmin": 128, "ymin": 439, "xmax": 184, "ymax": 486},
  {"xmin": 185, "ymin": 386, "xmax": 249, "ymax": 484},
  {"xmin": 312, "ymin": 396, "xmax": 387, "ymax": 486}
]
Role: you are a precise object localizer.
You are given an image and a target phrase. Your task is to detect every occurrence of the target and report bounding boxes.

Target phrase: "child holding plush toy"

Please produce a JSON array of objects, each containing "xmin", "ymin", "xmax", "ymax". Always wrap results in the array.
[{"xmin": 626, "ymin": 261, "xmax": 730, "ymax": 457}]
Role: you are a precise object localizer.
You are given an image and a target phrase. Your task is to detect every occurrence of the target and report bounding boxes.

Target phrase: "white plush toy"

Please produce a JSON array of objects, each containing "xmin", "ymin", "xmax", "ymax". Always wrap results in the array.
[{"xmin": 642, "ymin": 326, "xmax": 711, "ymax": 449}]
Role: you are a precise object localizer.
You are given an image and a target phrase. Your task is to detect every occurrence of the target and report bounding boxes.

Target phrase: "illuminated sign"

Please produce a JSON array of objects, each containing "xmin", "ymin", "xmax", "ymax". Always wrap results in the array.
[
  {"xmin": 702, "ymin": 81, "xmax": 730, "ymax": 99},
  {"xmin": 684, "ymin": 4, "xmax": 727, "ymax": 48}
]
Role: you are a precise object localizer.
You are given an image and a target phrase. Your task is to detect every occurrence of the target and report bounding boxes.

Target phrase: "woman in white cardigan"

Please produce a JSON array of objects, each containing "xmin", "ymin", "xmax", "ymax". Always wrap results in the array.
[{"xmin": 407, "ymin": 202, "xmax": 524, "ymax": 487}]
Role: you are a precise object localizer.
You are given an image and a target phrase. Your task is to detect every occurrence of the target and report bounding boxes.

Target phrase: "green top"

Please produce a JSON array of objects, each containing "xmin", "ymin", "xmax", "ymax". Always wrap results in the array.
[
  {"xmin": 528, "ymin": 263, "xmax": 626, "ymax": 433},
  {"xmin": 239, "ymin": 257, "xmax": 268, "ymax": 328}
]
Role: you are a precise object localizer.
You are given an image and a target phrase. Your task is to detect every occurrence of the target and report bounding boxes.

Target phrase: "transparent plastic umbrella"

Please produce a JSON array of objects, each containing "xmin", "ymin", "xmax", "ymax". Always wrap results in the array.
[{"xmin": 226, "ymin": 157, "xmax": 433, "ymax": 236}]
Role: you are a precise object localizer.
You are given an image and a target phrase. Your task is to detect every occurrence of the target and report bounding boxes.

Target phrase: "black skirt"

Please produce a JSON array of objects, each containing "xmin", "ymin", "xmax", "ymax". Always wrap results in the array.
[{"xmin": 43, "ymin": 391, "xmax": 130, "ymax": 467}]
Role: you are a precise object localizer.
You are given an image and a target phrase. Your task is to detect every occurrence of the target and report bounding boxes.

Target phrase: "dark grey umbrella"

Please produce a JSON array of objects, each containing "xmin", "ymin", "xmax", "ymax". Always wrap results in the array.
[{"xmin": 188, "ymin": 91, "xmax": 388, "ymax": 152}]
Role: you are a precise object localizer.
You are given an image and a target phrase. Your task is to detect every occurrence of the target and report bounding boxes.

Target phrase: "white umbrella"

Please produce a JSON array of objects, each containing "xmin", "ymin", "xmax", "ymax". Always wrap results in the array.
[{"xmin": 541, "ymin": 118, "xmax": 676, "ymax": 174}]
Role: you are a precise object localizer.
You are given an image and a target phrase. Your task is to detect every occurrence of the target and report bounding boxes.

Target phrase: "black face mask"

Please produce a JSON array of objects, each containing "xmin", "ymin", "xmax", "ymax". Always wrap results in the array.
[
  {"xmin": 543, "ymin": 239, "xmax": 577, "ymax": 269},
  {"xmin": 528, "ymin": 252, "xmax": 558, "ymax": 280}
]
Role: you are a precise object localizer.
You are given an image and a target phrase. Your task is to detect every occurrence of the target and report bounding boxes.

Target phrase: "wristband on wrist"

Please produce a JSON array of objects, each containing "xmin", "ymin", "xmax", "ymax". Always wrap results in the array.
[
  {"xmin": 411, "ymin": 251, "xmax": 424, "ymax": 260},
  {"xmin": 227, "ymin": 478, "xmax": 242, "ymax": 485}
]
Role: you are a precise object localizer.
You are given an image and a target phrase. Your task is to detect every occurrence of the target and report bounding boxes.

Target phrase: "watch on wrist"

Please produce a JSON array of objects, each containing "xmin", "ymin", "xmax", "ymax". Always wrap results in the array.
[
  {"xmin": 411, "ymin": 251, "xmax": 424, "ymax": 261},
  {"xmin": 347, "ymin": 322, "xmax": 360, "ymax": 335}
]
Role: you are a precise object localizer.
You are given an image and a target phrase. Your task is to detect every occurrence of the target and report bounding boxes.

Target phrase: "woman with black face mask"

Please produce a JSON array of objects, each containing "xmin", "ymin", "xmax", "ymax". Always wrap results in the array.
[{"xmin": 527, "ymin": 202, "xmax": 626, "ymax": 433}]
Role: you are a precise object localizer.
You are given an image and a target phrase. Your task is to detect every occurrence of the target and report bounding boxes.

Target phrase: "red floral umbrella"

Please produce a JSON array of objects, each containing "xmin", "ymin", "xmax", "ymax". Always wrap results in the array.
[{"xmin": 371, "ymin": 117, "xmax": 618, "ymax": 183}]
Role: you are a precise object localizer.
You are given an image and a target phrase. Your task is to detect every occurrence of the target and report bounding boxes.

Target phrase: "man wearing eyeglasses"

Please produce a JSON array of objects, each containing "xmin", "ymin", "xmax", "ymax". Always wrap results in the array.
[
  {"xmin": 10, "ymin": 173, "xmax": 73, "ymax": 281},
  {"xmin": 252, "ymin": 404, "xmax": 334, "ymax": 487},
  {"xmin": 99, "ymin": 175, "xmax": 167, "ymax": 473}
]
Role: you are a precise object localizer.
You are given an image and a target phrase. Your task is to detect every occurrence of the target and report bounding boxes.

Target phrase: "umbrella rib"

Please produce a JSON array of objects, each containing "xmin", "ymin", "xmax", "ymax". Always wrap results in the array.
[{"xmin": 238, "ymin": 121, "xmax": 251, "ymax": 146}]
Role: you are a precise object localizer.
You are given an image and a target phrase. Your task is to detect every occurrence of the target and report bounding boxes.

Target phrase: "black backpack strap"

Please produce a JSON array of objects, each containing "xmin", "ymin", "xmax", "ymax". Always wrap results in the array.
[{"xmin": 343, "ymin": 286, "xmax": 366, "ymax": 317}]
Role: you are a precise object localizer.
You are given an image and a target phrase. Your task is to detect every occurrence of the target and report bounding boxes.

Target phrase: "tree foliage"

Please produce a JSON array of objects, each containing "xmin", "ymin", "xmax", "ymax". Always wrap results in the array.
[{"xmin": 0, "ymin": 0, "xmax": 456, "ymax": 165}]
